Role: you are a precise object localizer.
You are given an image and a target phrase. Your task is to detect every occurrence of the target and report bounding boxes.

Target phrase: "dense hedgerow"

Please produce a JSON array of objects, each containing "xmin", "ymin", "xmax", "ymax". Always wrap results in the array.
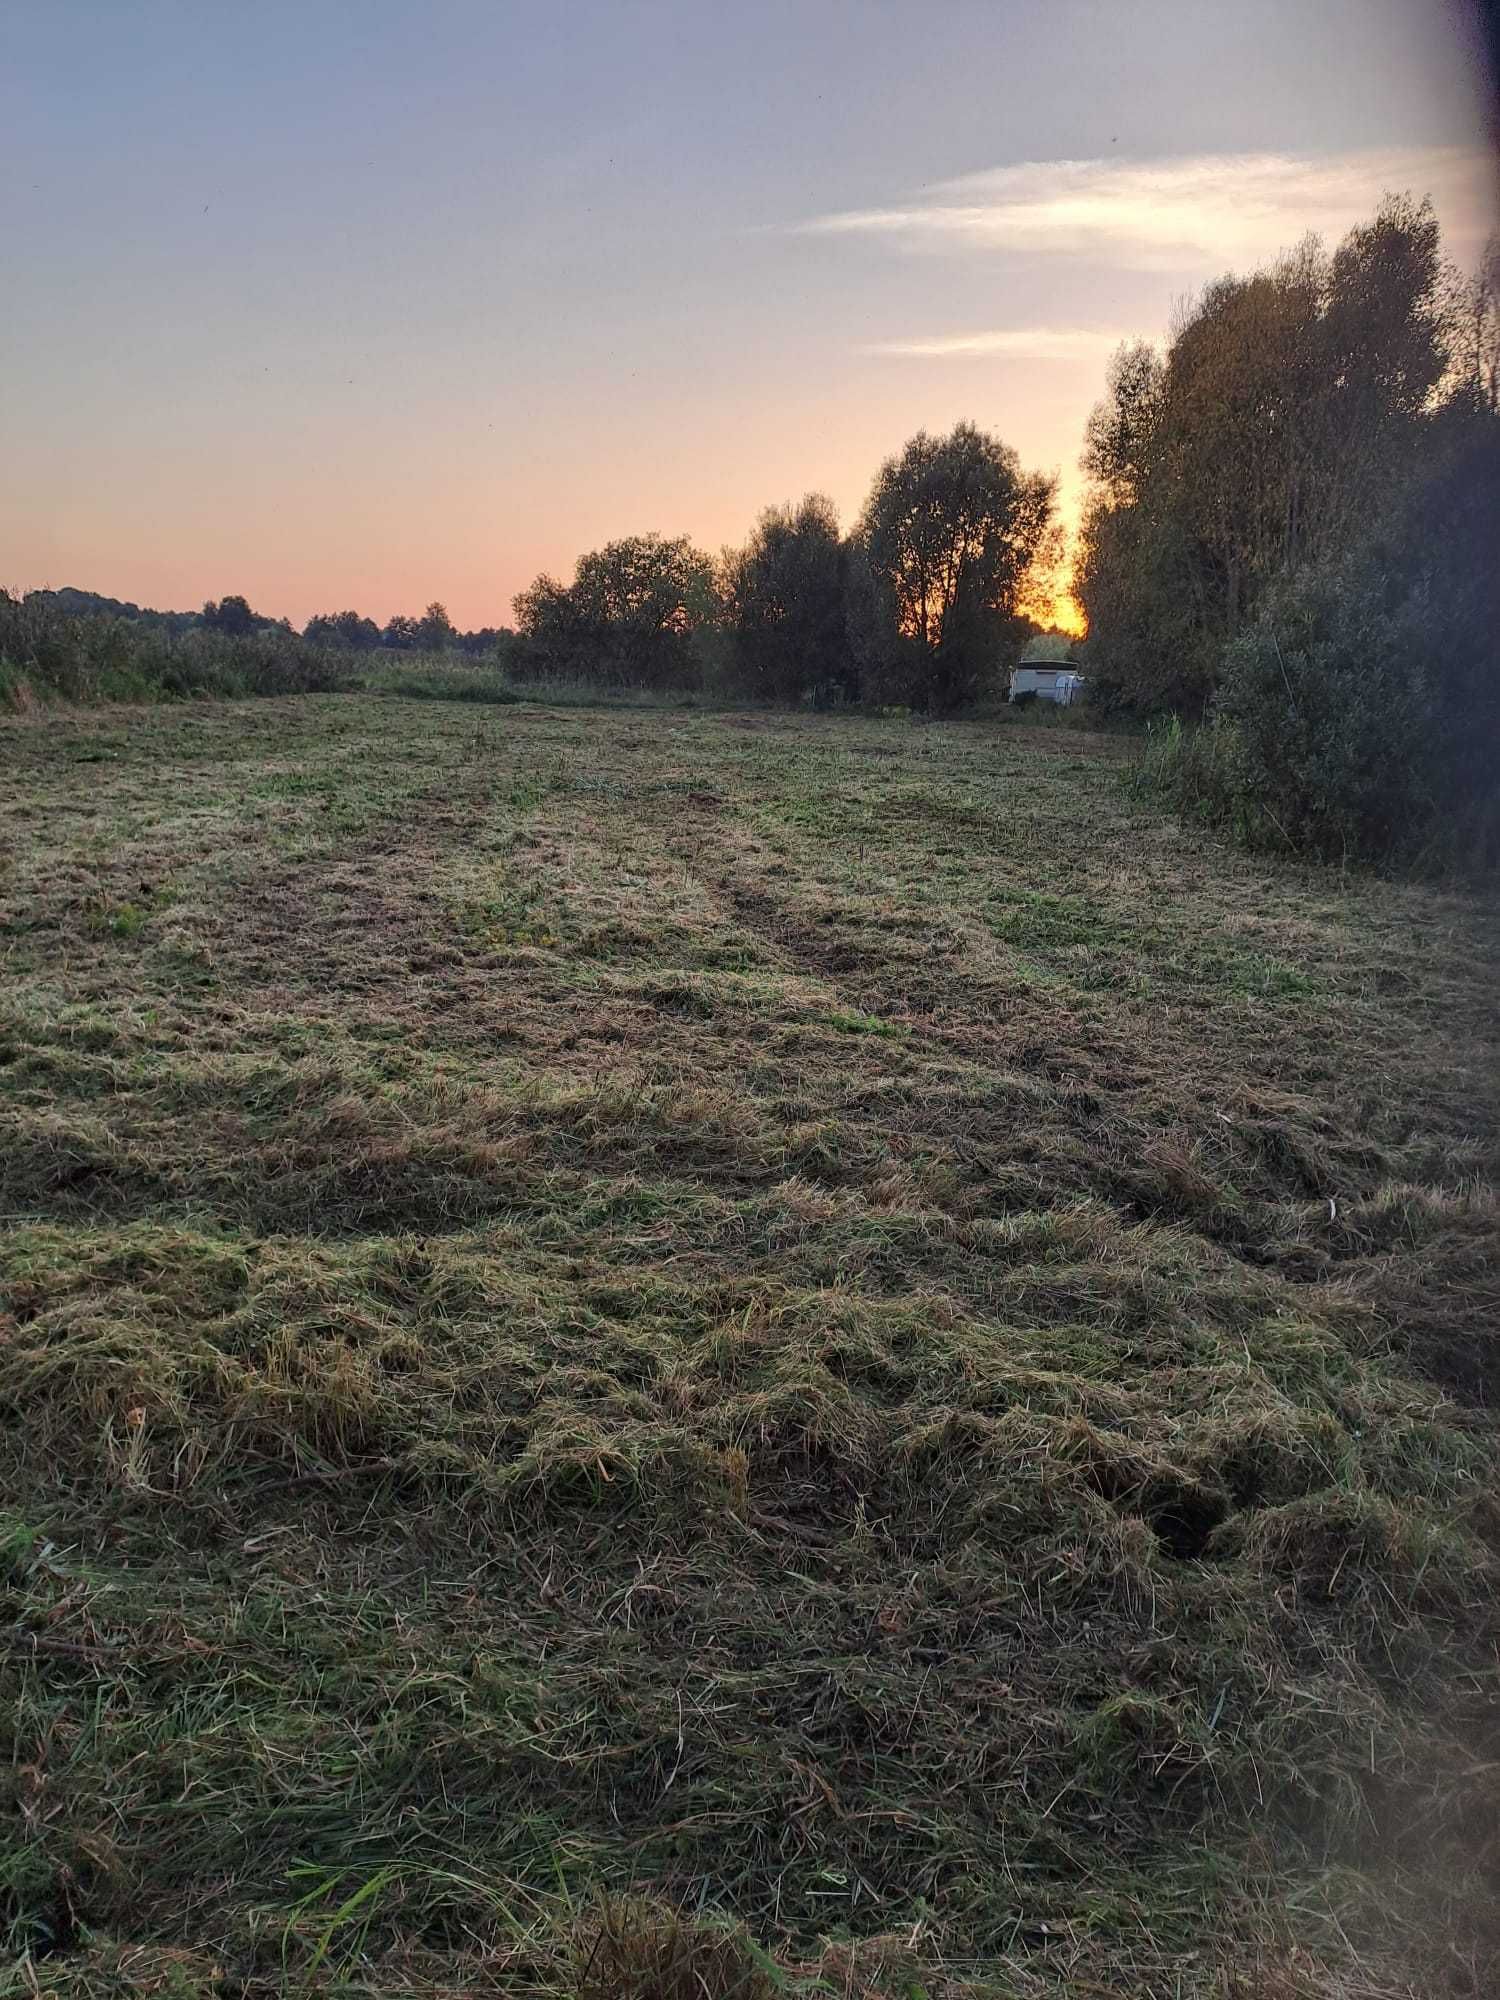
[
  {"xmin": 1132, "ymin": 417, "xmax": 1500, "ymax": 872},
  {"xmin": 0, "ymin": 591, "xmax": 359, "ymax": 705},
  {"xmin": 1133, "ymin": 567, "xmax": 1442, "ymax": 865}
]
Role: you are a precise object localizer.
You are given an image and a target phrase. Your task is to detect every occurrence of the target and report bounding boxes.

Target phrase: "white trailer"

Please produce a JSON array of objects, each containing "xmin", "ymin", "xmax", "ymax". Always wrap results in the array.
[{"xmin": 1009, "ymin": 665, "xmax": 1087, "ymax": 705}]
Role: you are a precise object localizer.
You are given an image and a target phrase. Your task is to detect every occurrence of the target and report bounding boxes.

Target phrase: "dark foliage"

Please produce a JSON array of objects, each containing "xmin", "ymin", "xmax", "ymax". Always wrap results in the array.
[
  {"xmin": 721, "ymin": 495, "xmax": 854, "ymax": 705},
  {"xmin": 1100, "ymin": 199, "xmax": 1500, "ymax": 870},
  {"xmin": 1080, "ymin": 198, "xmax": 1452, "ymax": 714},
  {"xmin": 854, "ymin": 423, "xmax": 1055, "ymax": 712},
  {"xmin": 512, "ymin": 534, "xmax": 719, "ymax": 689},
  {"xmin": 0, "ymin": 591, "xmax": 357, "ymax": 703},
  {"xmin": 1140, "ymin": 410, "xmax": 1500, "ymax": 869},
  {"xmin": 304, "ymin": 610, "xmax": 383, "ymax": 651}
]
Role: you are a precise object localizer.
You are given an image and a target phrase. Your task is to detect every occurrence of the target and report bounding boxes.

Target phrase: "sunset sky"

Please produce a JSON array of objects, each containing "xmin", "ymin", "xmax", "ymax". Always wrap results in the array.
[{"xmin": 4, "ymin": 0, "xmax": 1496, "ymax": 631}]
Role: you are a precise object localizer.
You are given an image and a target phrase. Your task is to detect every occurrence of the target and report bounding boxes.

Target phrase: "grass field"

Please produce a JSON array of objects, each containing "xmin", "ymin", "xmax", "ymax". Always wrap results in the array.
[{"xmin": 2, "ymin": 691, "xmax": 1497, "ymax": 1999}]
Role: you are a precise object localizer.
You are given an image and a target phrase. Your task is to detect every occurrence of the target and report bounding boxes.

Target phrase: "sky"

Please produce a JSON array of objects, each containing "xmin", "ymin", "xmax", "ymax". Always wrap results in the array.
[{"xmin": 3, "ymin": 0, "xmax": 1497, "ymax": 632}]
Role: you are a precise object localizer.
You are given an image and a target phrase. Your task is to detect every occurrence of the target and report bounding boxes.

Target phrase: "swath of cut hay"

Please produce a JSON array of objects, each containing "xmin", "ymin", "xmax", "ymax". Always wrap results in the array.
[{"xmin": 0, "ymin": 692, "xmax": 1497, "ymax": 1999}]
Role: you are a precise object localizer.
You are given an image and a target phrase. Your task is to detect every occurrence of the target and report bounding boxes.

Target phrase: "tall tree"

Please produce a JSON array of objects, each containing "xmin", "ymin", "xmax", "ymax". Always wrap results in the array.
[
  {"xmin": 304, "ymin": 610, "xmax": 381, "ymax": 650},
  {"xmin": 1076, "ymin": 195, "xmax": 1451, "ymax": 710},
  {"xmin": 417, "ymin": 601, "xmax": 455, "ymax": 651},
  {"xmin": 856, "ymin": 423, "xmax": 1055, "ymax": 711},
  {"xmin": 1081, "ymin": 341, "xmax": 1165, "ymax": 506},
  {"xmin": 201, "ymin": 593, "xmax": 256, "ymax": 637},
  {"xmin": 514, "ymin": 534, "xmax": 718, "ymax": 688},
  {"xmin": 722, "ymin": 495, "xmax": 851, "ymax": 704}
]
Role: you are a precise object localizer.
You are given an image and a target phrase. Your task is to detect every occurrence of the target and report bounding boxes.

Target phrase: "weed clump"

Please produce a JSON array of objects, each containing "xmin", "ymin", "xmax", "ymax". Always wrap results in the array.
[{"xmin": 575, "ymin": 1898, "xmax": 779, "ymax": 2000}]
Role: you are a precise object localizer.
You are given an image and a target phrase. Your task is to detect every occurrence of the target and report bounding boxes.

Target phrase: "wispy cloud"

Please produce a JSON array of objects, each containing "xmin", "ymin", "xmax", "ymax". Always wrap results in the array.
[
  {"xmin": 866, "ymin": 327, "xmax": 1135, "ymax": 361},
  {"xmin": 799, "ymin": 147, "xmax": 1497, "ymax": 270}
]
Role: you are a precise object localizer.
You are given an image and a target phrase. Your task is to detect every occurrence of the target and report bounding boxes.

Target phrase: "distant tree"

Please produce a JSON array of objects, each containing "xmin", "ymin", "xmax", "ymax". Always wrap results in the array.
[
  {"xmin": 721, "ymin": 495, "xmax": 851, "ymax": 704},
  {"xmin": 304, "ymin": 610, "xmax": 381, "ymax": 650},
  {"xmin": 854, "ymin": 423, "xmax": 1055, "ymax": 711},
  {"xmin": 201, "ymin": 593, "xmax": 256, "ymax": 637},
  {"xmin": 509, "ymin": 575, "xmax": 581, "ymax": 677},
  {"xmin": 382, "ymin": 614, "xmax": 419, "ymax": 651},
  {"xmin": 417, "ymin": 601, "xmax": 455, "ymax": 651},
  {"xmin": 25, "ymin": 587, "xmax": 199, "ymax": 638},
  {"xmin": 455, "ymin": 625, "xmax": 505, "ymax": 656},
  {"xmin": 514, "ymin": 534, "xmax": 718, "ymax": 688}
]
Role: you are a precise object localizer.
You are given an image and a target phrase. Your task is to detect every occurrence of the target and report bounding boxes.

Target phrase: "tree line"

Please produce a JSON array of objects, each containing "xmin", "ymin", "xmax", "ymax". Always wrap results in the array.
[
  {"xmin": 1079, "ymin": 196, "xmax": 1498, "ymax": 865},
  {"xmin": 19, "ymin": 424, "xmax": 1068, "ymax": 714},
  {"xmin": 17, "ymin": 588, "xmax": 505, "ymax": 658},
  {"xmin": 11, "ymin": 191, "xmax": 1495, "ymax": 863},
  {"xmin": 507, "ymin": 424, "xmax": 1061, "ymax": 711}
]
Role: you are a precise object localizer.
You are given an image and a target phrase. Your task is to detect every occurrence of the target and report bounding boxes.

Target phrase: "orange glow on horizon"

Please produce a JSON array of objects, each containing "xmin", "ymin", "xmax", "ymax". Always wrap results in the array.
[
  {"xmin": 1018, "ymin": 566, "xmax": 1088, "ymax": 642},
  {"xmin": 1047, "ymin": 592, "xmax": 1088, "ymax": 641}
]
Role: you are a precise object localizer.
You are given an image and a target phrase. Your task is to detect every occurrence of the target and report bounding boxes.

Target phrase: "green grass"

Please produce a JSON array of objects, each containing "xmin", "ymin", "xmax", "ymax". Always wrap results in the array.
[{"xmin": 1, "ymin": 693, "xmax": 1497, "ymax": 1999}]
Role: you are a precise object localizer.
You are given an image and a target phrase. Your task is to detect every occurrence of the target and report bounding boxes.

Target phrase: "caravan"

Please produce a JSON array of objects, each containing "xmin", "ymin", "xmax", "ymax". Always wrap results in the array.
[{"xmin": 1009, "ymin": 637, "xmax": 1086, "ymax": 706}]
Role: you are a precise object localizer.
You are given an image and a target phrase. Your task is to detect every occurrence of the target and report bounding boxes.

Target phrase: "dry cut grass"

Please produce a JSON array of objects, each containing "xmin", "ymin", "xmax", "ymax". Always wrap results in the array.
[{"xmin": 1, "ymin": 690, "xmax": 1497, "ymax": 1999}]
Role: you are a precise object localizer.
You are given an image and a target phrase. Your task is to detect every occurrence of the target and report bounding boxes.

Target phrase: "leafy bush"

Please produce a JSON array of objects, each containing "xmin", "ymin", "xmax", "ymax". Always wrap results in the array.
[
  {"xmin": 1215, "ymin": 565, "xmax": 1438, "ymax": 860},
  {"xmin": 1136, "ymin": 548, "xmax": 1498, "ymax": 870}
]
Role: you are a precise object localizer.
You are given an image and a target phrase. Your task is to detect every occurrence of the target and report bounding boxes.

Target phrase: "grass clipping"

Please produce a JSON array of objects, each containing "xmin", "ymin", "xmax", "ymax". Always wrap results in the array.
[{"xmin": 1, "ymin": 691, "xmax": 1498, "ymax": 1998}]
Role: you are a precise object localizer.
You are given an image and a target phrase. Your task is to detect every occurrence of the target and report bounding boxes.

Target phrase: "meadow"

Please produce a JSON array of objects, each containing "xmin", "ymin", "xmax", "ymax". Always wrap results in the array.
[{"xmin": 2, "ymin": 688, "xmax": 1497, "ymax": 1999}]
